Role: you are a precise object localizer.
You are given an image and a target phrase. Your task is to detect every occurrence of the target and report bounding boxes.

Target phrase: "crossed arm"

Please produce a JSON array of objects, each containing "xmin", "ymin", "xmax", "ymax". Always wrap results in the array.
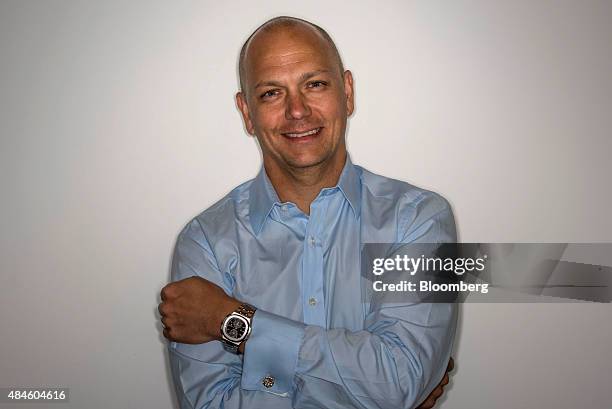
[
  {"xmin": 160, "ymin": 273, "xmax": 454, "ymax": 409},
  {"xmin": 159, "ymin": 202, "xmax": 458, "ymax": 408}
]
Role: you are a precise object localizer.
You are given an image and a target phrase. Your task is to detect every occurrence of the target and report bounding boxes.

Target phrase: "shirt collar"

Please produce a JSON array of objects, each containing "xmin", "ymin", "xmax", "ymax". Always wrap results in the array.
[
  {"xmin": 249, "ymin": 154, "xmax": 362, "ymax": 234},
  {"xmin": 249, "ymin": 166, "xmax": 281, "ymax": 235},
  {"xmin": 335, "ymin": 154, "xmax": 362, "ymax": 217}
]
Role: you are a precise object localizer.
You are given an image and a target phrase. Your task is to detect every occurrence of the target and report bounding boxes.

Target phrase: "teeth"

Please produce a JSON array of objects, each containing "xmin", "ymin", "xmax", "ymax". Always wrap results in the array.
[{"xmin": 285, "ymin": 128, "xmax": 320, "ymax": 138}]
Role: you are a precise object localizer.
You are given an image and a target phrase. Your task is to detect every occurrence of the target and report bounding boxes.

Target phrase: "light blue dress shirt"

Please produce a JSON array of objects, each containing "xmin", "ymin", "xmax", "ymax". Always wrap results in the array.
[{"xmin": 168, "ymin": 155, "xmax": 457, "ymax": 409}]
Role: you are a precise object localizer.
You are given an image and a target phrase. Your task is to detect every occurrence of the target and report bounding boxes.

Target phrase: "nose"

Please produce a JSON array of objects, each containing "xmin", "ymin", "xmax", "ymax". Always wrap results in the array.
[{"xmin": 285, "ymin": 91, "xmax": 311, "ymax": 120}]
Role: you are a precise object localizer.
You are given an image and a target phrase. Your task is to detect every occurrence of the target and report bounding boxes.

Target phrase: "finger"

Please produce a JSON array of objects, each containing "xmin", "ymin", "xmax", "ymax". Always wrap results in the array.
[
  {"xmin": 441, "ymin": 373, "xmax": 449, "ymax": 387},
  {"xmin": 161, "ymin": 283, "xmax": 178, "ymax": 300},
  {"xmin": 431, "ymin": 385, "xmax": 444, "ymax": 400},
  {"xmin": 447, "ymin": 357, "xmax": 454, "ymax": 372},
  {"xmin": 163, "ymin": 327, "xmax": 171, "ymax": 340},
  {"xmin": 161, "ymin": 316, "xmax": 169, "ymax": 327},
  {"xmin": 158, "ymin": 303, "xmax": 166, "ymax": 317},
  {"xmin": 160, "ymin": 286, "xmax": 168, "ymax": 301},
  {"xmin": 417, "ymin": 397, "xmax": 434, "ymax": 409}
]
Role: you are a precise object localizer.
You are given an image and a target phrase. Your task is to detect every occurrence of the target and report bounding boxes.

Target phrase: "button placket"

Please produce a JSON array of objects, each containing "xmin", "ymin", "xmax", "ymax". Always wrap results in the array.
[{"xmin": 302, "ymin": 201, "xmax": 326, "ymax": 327}]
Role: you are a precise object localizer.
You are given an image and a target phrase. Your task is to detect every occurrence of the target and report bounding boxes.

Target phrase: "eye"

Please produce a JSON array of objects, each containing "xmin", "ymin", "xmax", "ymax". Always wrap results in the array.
[
  {"xmin": 307, "ymin": 80, "xmax": 328, "ymax": 89},
  {"xmin": 260, "ymin": 89, "xmax": 280, "ymax": 99}
]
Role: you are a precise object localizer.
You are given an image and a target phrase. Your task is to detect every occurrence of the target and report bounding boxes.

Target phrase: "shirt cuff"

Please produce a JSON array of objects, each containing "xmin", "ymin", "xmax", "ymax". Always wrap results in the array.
[{"xmin": 241, "ymin": 309, "xmax": 305, "ymax": 396}]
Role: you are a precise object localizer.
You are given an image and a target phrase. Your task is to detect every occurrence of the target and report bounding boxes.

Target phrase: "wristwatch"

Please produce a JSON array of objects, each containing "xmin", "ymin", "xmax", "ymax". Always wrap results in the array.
[{"xmin": 220, "ymin": 303, "xmax": 256, "ymax": 354}]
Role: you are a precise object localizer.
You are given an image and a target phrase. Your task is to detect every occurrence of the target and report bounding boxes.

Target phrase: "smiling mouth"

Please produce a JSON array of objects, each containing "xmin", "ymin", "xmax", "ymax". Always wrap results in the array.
[{"xmin": 282, "ymin": 127, "xmax": 323, "ymax": 139}]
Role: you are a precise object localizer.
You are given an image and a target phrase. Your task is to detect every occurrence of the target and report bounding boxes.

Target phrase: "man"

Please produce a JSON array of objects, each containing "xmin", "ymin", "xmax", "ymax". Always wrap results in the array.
[{"xmin": 159, "ymin": 16, "xmax": 456, "ymax": 409}]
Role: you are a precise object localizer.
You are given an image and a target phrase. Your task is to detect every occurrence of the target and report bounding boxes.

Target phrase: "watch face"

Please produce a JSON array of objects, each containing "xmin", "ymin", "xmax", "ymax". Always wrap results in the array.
[{"xmin": 223, "ymin": 315, "xmax": 248, "ymax": 342}]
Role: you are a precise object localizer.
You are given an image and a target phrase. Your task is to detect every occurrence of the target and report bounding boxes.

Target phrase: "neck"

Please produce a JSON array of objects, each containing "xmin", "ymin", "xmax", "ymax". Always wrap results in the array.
[{"xmin": 264, "ymin": 151, "xmax": 347, "ymax": 215}]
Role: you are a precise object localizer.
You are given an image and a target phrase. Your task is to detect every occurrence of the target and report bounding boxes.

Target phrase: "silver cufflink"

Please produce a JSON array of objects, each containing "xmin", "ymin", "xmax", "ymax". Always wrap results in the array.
[{"xmin": 262, "ymin": 375, "xmax": 275, "ymax": 388}]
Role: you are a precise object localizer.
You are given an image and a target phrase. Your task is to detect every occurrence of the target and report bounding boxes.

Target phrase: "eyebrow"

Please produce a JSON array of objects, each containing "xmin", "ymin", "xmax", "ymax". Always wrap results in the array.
[{"xmin": 253, "ymin": 70, "xmax": 331, "ymax": 89}]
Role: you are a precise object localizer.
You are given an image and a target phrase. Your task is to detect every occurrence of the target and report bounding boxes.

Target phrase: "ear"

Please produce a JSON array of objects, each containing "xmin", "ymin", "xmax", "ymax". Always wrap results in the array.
[
  {"xmin": 236, "ymin": 92, "xmax": 255, "ymax": 135},
  {"xmin": 343, "ymin": 70, "xmax": 355, "ymax": 117}
]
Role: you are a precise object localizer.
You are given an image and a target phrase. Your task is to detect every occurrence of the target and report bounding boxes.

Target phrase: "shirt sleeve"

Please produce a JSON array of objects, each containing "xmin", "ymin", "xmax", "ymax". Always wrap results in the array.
[
  {"xmin": 167, "ymin": 219, "xmax": 293, "ymax": 409},
  {"xmin": 241, "ymin": 192, "xmax": 458, "ymax": 409}
]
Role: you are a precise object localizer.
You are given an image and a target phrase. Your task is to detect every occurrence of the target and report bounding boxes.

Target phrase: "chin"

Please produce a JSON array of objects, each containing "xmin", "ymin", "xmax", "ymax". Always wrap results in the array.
[{"xmin": 284, "ymin": 154, "xmax": 329, "ymax": 169}]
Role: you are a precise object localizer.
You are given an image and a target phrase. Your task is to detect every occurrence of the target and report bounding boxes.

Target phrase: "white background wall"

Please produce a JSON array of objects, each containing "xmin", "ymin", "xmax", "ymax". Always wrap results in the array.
[{"xmin": 1, "ymin": 1, "xmax": 611, "ymax": 408}]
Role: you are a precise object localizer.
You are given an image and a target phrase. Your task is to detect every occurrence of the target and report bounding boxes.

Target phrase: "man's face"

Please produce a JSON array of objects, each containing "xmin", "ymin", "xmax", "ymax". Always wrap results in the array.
[{"xmin": 237, "ymin": 26, "xmax": 354, "ymax": 172}]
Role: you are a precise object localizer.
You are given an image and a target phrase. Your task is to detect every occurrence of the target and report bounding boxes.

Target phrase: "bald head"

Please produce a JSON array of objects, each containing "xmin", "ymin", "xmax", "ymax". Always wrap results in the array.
[{"xmin": 238, "ymin": 16, "xmax": 345, "ymax": 97}]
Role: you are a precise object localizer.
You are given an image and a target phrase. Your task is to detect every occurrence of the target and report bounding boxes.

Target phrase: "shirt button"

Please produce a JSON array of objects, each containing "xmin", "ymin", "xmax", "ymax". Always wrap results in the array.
[
  {"xmin": 281, "ymin": 205, "xmax": 288, "ymax": 212},
  {"xmin": 308, "ymin": 236, "xmax": 316, "ymax": 247},
  {"xmin": 308, "ymin": 297, "xmax": 317, "ymax": 306},
  {"xmin": 262, "ymin": 375, "xmax": 275, "ymax": 388}
]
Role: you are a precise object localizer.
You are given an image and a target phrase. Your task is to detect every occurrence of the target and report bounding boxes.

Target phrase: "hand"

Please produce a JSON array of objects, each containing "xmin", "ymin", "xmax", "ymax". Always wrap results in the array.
[
  {"xmin": 158, "ymin": 276, "xmax": 240, "ymax": 344},
  {"xmin": 416, "ymin": 357, "xmax": 454, "ymax": 409}
]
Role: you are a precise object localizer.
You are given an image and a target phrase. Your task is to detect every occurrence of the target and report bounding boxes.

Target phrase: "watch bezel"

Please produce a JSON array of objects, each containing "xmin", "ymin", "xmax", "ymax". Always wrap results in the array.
[{"xmin": 222, "ymin": 314, "xmax": 250, "ymax": 343}]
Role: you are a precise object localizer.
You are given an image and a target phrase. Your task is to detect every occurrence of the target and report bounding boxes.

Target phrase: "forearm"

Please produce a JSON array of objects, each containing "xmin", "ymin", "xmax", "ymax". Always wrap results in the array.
[
  {"xmin": 169, "ymin": 342, "xmax": 293, "ymax": 409},
  {"xmin": 241, "ymin": 304, "xmax": 457, "ymax": 409}
]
